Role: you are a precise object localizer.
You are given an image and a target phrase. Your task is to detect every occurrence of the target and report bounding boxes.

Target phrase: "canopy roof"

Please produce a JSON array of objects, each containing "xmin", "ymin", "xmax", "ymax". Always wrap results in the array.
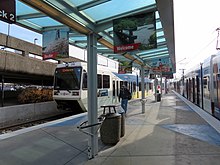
[{"xmin": 16, "ymin": 0, "xmax": 175, "ymax": 74}]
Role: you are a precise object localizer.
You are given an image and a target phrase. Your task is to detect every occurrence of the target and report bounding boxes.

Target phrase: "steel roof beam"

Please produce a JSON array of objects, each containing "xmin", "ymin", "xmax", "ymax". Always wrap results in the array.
[
  {"xmin": 142, "ymin": 51, "xmax": 169, "ymax": 59},
  {"xmin": 57, "ymin": 0, "xmax": 95, "ymax": 28},
  {"xmin": 156, "ymin": 0, "xmax": 175, "ymax": 71},
  {"xmin": 16, "ymin": 20, "xmax": 43, "ymax": 33},
  {"xmin": 138, "ymin": 47, "xmax": 168, "ymax": 56},
  {"xmin": 17, "ymin": 12, "xmax": 46, "ymax": 20},
  {"xmin": 19, "ymin": 0, "xmax": 90, "ymax": 34},
  {"xmin": 143, "ymin": 53, "xmax": 169, "ymax": 60},
  {"xmin": 77, "ymin": 0, "xmax": 111, "ymax": 11}
]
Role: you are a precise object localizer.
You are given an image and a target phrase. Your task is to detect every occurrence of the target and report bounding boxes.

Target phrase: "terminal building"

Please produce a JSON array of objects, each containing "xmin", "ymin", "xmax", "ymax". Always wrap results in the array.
[{"xmin": 1, "ymin": 1, "xmax": 219, "ymax": 165}]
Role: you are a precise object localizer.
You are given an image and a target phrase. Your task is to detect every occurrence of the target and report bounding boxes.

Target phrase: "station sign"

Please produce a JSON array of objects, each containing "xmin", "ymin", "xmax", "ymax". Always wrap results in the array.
[
  {"xmin": 0, "ymin": 0, "xmax": 16, "ymax": 24},
  {"xmin": 113, "ymin": 12, "xmax": 156, "ymax": 53},
  {"xmin": 42, "ymin": 28, "xmax": 69, "ymax": 60}
]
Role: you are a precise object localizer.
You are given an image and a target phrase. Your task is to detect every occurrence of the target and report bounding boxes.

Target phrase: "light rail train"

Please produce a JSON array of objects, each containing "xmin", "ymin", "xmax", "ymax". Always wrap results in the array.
[
  {"xmin": 53, "ymin": 62, "xmax": 153, "ymax": 112},
  {"xmin": 175, "ymin": 52, "xmax": 220, "ymax": 120}
]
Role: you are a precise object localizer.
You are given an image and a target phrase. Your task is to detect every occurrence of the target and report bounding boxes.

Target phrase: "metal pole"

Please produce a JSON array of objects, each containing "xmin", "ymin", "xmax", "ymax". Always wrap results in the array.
[
  {"xmin": 165, "ymin": 78, "xmax": 168, "ymax": 94},
  {"xmin": 136, "ymin": 74, "xmax": 139, "ymax": 98},
  {"xmin": 182, "ymin": 69, "xmax": 185, "ymax": 97},
  {"xmin": 154, "ymin": 77, "xmax": 158, "ymax": 102},
  {"xmin": 87, "ymin": 33, "xmax": 98, "ymax": 159},
  {"xmin": 160, "ymin": 73, "xmax": 162, "ymax": 94},
  {"xmin": 1, "ymin": 75, "xmax": 4, "ymax": 107},
  {"xmin": 141, "ymin": 66, "xmax": 145, "ymax": 113}
]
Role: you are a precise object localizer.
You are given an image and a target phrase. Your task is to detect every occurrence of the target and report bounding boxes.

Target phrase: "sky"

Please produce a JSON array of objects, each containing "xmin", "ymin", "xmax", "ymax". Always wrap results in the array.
[
  {"xmin": 1, "ymin": 0, "xmax": 220, "ymax": 78},
  {"xmin": 0, "ymin": 20, "xmax": 42, "ymax": 46},
  {"xmin": 174, "ymin": 0, "xmax": 220, "ymax": 77}
]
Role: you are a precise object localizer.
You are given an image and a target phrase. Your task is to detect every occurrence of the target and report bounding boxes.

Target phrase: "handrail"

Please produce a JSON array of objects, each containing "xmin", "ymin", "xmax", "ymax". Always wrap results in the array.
[{"xmin": 77, "ymin": 116, "xmax": 105, "ymax": 136}]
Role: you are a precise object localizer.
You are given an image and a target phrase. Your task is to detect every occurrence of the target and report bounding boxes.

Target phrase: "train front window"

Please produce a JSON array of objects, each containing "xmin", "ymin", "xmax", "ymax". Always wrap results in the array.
[{"xmin": 54, "ymin": 67, "xmax": 82, "ymax": 90}]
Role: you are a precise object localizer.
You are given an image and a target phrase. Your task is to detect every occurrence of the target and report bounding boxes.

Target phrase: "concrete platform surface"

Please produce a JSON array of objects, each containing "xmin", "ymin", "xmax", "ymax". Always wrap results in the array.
[{"xmin": 0, "ymin": 92, "xmax": 220, "ymax": 165}]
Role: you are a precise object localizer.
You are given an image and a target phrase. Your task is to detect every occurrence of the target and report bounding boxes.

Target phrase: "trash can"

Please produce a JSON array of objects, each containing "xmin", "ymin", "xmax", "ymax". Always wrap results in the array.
[
  {"xmin": 157, "ymin": 93, "xmax": 161, "ymax": 102},
  {"xmin": 118, "ymin": 106, "xmax": 125, "ymax": 137},
  {"xmin": 100, "ymin": 113, "xmax": 121, "ymax": 144}
]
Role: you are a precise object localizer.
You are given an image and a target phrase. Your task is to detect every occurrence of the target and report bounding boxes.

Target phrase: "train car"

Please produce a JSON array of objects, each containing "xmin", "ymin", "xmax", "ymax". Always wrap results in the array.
[
  {"xmin": 53, "ymin": 62, "xmax": 153, "ymax": 112},
  {"xmin": 176, "ymin": 53, "xmax": 220, "ymax": 120},
  {"xmin": 53, "ymin": 62, "xmax": 120, "ymax": 112}
]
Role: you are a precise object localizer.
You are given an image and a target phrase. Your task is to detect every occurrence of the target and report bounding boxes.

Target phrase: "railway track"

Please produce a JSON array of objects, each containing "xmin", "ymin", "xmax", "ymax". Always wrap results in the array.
[{"xmin": 0, "ymin": 111, "xmax": 76, "ymax": 134}]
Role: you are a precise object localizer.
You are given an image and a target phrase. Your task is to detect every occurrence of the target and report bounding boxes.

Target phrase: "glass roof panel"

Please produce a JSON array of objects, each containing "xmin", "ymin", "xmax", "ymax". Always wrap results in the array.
[
  {"xmin": 16, "ymin": 0, "xmax": 39, "ymax": 15},
  {"xmin": 82, "ymin": 0, "xmax": 156, "ymax": 22},
  {"xmin": 157, "ymin": 31, "xmax": 164, "ymax": 37},
  {"xmin": 157, "ymin": 38, "xmax": 166, "ymax": 43},
  {"xmin": 156, "ymin": 21, "xmax": 162, "ymax": 29},
  {"xmin": 27, "ymin": 17, "xmax": 62, "ymax": 27}
]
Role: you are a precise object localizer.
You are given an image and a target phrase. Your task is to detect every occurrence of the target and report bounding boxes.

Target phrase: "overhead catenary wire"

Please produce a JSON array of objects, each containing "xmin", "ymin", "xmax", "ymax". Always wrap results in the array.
[
  {"xmin": 175, "ymin": 29, "xmax": 218, "ymax": 79},
  {"xmin": 183, "ymin": 37, "xmax": 216, "ymax": 68}
]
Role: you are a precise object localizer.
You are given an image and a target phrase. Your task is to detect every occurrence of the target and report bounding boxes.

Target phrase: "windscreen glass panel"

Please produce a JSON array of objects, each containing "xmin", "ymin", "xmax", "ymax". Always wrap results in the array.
[{"xmin": 54, "ymin": 67, "xmax": 82, "ymax": 90}]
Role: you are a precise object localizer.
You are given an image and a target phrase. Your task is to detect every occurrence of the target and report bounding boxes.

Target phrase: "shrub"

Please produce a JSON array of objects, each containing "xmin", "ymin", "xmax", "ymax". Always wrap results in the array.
[{"xmin": 18, "ymin": 88, "xmax": 53, "ymax": 104}]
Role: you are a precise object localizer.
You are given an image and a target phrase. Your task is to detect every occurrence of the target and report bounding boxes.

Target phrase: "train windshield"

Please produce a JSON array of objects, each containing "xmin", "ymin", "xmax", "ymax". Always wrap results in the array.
[{"xmin": 54, "ymin": 67, "xmax": 82, "ymax": 90}]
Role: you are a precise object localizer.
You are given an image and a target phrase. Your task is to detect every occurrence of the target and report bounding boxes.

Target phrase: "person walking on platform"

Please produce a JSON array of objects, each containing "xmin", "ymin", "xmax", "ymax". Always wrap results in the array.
[{"xmin": 119, "ymin": 85, "xmax": 131, "ymax": 115}]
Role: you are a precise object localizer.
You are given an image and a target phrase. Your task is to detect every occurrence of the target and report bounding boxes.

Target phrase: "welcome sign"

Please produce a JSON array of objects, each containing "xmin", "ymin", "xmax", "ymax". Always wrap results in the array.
[{"xmin": 113, "ymin": 12, "xmax": 156, "ymax": 53}]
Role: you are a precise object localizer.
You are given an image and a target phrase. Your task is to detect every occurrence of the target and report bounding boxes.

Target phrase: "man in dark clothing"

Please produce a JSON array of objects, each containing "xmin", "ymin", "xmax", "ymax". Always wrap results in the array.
[{"xmin": 119, "ymin": 85, "xmax": 131, "ymax": 114}]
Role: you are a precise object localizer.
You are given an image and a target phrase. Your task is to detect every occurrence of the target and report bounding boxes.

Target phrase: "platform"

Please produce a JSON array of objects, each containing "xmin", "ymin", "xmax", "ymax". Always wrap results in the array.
[{"xmin": 0, "ymin": 91, "xmax": 220, "ymax": 165}]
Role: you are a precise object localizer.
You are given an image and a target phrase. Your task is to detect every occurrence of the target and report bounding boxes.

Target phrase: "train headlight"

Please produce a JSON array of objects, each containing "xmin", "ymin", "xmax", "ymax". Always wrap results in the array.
[{"xmin": 72, "ymin": 92, "xmax": 79, "ymax": 96}]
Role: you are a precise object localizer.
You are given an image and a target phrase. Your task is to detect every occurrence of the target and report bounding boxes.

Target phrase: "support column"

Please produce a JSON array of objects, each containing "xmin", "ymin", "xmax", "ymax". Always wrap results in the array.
[
  {"xmin": 1, "ymin": 75, "xmax": 4, "ymax": 107},
  {"xmin": 160, "ymin": 73, "xmax": 162, "ymax": 94},
  {"xmin": 165, "ymin": 78, "xmax": 168, "ymax": 94},
  {"xmin": 154, "ymin": 77, "xmax": 158, "ymax": 102},
  {"xmin": 136, "ymin": 74, "xmax": 139, "ymax": 98},
  {"xmin": 87, "ymin": 33, "xmax": 98, "ymax": 159},
  {"xmin": 141, "ymin": 66, "xmax": 145, "ymax": 113}
]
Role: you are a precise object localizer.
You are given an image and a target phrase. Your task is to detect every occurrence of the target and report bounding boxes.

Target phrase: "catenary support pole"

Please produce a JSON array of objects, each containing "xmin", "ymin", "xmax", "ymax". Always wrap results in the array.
[{"xmin": 87, "ymin": 33, "xmax": 98, "ymax": 159}]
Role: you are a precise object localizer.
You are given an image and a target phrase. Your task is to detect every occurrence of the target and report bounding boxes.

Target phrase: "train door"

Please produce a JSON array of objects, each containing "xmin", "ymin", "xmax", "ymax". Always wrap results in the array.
[
  {"xmin": 203, "ymin": 75, "xmax": 212, "ymax": 114},
  {"xmin": 113, "ymin": 80, "xmax": 116, "ymax": 97},
  {"xmin": 214, "ymin": 74, "xmax": 220, "ymax": 119},
  {"xmin": 116, "ymin": 81, "xmax": 119, "ymax": 97},
  {"xmin": 120, "ymin": 81, "xmax": 123, "ymax": 89},
  {"xmin": 186, "ymin": 79, "xmax": 189, "ymax": 99},
  {"xmin": 196, "ymin": 76, "xmax": 200, "ymax": 106},
  {"xmin": 128, "ymin": 82, "xmax": 131, "ymax": 91},
  {"xmin": 133, "ymin": 82, "xmax": 137, "ymax": 98},
  {"xmin": 203, "ymin": 76, "xmax": 210, "ymax": 99},
  {"xmin": 192, "ymin": 78, "xmax": 195, "ymax": 103},
  {"xmin": 130, "ymin": 82, "xmax": 133, "ymax": 94},
  {"xmin": 188, "ymin": 79, "xmax": 192, "ymax": 101}
]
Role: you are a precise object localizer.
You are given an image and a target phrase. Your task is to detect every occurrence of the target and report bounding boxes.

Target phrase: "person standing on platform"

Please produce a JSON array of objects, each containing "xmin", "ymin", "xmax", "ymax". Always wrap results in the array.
[{"xmin": 119, "ymin": 85, "xmax": 131, "ymax": 115}]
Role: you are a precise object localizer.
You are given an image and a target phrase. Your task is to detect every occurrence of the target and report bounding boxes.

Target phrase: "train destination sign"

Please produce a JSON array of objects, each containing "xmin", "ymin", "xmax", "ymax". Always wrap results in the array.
[{"xmin": 0, "ymin": 0, "xmax": 16, "ymax": 24}]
